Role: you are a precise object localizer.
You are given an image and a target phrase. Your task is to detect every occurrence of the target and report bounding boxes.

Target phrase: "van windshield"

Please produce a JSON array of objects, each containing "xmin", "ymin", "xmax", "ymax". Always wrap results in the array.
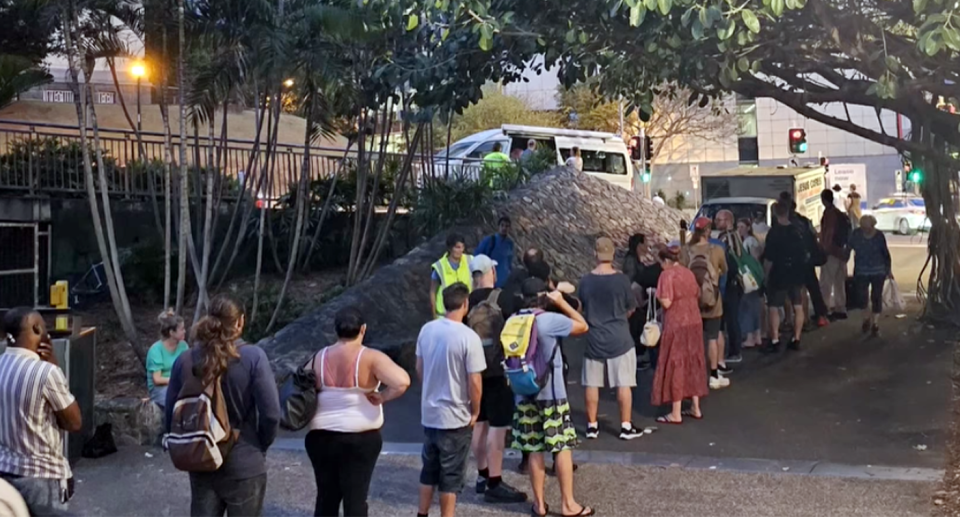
[
  {"xmin": 559, "ymin": 148, "xmax": 627, "ymax": 175},
  {"xmin": 435, "ymin": 141, "xmax": 476, "ymax": 159}
]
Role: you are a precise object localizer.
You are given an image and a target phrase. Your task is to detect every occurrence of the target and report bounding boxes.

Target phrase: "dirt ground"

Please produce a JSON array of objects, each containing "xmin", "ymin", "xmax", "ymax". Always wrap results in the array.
[{"xmin": 84, "ymin": 269, "xmax": 344, "ymax": 399}]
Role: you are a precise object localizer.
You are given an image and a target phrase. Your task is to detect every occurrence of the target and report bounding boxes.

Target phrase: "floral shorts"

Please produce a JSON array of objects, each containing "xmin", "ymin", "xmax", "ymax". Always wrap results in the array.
[{"xmin": 511, "ymin": 398, "xmax": 578, "ymax": 453}]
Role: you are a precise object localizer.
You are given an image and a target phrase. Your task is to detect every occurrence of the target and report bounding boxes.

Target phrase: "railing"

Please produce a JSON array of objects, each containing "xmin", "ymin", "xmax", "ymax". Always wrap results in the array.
[{"xmin": 0, "ymin": 120, "xmax": 487, "ymax": 201}]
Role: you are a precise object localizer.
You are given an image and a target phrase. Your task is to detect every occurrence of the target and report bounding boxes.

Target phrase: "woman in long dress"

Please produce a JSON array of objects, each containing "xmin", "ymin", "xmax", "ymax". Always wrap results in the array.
[{"xmin": 652, "ymin": 246, "xmax": 708, "ymax": 424}]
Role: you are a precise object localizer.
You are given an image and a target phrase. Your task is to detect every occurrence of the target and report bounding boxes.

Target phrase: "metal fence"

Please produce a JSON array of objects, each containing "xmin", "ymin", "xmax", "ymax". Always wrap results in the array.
[{"xmin": 0, "ymin": 120, "xmax": 487, "ymax": 201}]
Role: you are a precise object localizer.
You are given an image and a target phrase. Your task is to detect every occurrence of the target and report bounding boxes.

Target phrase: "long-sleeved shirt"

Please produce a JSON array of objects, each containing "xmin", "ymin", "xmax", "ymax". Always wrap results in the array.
[
  {"xmin": 820, "ymin": 205, "xmax": 846, "ymax": 258},
  {"xmin": 474, "ymin": 234, "xmax": 514, "ymax": 288},
  {"xmin": 165, "ymin": 344, "xmax": 281, "ymax": 480}
]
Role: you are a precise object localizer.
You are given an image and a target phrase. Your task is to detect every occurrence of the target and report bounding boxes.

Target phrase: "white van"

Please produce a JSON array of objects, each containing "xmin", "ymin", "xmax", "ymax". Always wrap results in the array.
[{"xmin": 435, "ymin": 124, "xmax": 635, "ymax": 190}]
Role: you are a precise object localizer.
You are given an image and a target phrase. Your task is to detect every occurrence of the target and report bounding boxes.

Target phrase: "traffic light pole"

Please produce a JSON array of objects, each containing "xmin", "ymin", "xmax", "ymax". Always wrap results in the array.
[{"xmin": 639, "ymin": 126, "xmax": 648, "ymax": 198}]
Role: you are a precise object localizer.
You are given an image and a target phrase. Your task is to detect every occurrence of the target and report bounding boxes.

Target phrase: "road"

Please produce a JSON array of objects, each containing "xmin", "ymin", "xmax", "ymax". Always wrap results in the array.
[{"xmin": 884, "ymin": 233, "xmax": 929, "ymax": 295}]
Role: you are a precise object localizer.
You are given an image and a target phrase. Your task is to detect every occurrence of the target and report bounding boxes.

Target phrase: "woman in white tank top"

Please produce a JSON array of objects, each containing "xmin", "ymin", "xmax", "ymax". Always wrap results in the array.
[{"xmin": 304, "ymin": 308, "xmax": 410, "ymax": 517}]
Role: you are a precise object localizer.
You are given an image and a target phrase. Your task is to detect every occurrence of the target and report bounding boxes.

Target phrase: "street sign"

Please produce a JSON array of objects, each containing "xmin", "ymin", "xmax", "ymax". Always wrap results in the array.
[
  {"xmin": 690, "ymin": 164, "xmax": 700, "ymax": 189},
  {"xmin": 895, "ymin": 169, "xmax": 903, "ymax": 193},
  {"xmin": 826, "ymin": 163, "xmax": 867, "ymax": 201}
]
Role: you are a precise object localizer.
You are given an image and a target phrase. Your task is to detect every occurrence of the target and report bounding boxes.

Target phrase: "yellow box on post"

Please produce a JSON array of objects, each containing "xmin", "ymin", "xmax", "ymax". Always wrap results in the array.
[{"xmin": 50, "ymin": 281, "xmax": 70, "ymax": 331}]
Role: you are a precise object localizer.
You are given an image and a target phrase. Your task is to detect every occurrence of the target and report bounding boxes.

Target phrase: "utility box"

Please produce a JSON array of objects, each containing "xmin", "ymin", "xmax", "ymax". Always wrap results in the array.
[{"xmin": 0, "ymin": 197, "xmax": 52, "ymax": 309}]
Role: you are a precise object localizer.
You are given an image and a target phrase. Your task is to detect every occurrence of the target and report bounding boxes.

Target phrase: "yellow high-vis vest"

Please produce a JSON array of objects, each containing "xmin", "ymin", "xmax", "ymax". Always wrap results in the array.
[{"xmin": 432, "ymin": 253, "xmax": 473, "ymax": 315}]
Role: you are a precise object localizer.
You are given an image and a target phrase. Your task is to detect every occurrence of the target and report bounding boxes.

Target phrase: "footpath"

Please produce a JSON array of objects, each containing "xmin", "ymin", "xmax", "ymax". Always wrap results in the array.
[{"xmin": 70, "ymin": 307, "xmax": 949, "ymax": 516}]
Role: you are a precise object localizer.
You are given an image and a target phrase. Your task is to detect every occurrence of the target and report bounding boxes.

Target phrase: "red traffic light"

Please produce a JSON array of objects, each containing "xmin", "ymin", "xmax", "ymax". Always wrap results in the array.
[
  {"xmin": 788, "ymin": 128, "xmax": 807, "ymax": 154},
  {"xmin": 791, "ymin": 129, "xmax": 804, "ymax": 139}
]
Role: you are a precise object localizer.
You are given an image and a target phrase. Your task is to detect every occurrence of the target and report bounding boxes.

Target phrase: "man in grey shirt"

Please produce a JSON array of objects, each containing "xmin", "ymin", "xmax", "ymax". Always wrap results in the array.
[
  {"xmin": 579, "ymin": 237, "xmax": 642, "ymax": 441},
  {"xmin": 416, "ymin": 283, "xmax": 485, "ymax": 517}
]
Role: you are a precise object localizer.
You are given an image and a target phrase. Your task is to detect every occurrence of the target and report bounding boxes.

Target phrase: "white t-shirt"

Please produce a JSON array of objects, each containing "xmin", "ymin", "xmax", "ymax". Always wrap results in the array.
[
  {"xmin": 416, "ymin": 318, "xmax": 486, "ymax": 429},
  {"xmin": 565, "ymin": 156, "xmax": 583, "ymax": 172}
]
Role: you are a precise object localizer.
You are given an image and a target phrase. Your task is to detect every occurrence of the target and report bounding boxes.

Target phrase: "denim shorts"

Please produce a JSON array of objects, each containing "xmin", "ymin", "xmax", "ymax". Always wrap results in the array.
[
  {"xmin": 0, "ymin": 474, "xmax": 69, "ymax": 516},
  {"xmin": 419, "ymin": 426, "xmax": 472, "ymax": 493}
]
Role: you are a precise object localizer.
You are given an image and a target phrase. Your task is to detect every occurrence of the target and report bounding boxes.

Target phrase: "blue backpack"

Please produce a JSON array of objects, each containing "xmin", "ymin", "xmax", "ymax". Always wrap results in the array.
[{"xmin": 500, "ymin": 309, "xmax": 557, "ymax": 397}]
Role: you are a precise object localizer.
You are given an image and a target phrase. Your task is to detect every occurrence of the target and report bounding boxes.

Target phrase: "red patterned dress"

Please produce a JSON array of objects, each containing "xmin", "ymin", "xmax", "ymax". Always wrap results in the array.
[{"xmin": 652, "ymin": 265, "xmax": 709, "ymax": 406}]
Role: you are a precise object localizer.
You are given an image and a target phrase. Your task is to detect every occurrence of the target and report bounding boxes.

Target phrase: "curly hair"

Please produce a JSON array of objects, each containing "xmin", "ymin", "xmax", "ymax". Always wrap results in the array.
[{"xmin": 192, "ymin": 296, "xmax": 243, "ymax": 385}]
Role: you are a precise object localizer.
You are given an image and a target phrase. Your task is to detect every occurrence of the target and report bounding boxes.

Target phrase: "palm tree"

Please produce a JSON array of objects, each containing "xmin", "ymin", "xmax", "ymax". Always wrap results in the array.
[{"xmin": 0, "ymin": 55, "xmax": 50, "ymax": 109}]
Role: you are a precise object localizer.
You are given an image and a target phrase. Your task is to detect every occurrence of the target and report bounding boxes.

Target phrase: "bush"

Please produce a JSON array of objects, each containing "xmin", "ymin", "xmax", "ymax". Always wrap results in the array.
[{"xmin": 411, "ymin": 177, "xmax": 495, "ymax": 238}]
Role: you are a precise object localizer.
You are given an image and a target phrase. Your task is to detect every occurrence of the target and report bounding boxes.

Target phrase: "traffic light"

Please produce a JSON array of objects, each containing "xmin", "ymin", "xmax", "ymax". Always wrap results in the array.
[
  {"xmin": 641, "ymin": 164, "xmax": 651, "ymax": 183},
  {"xmin": 629, "ymin": 136, "xmax": 642, "ymax": 160},
  {"xmin": 644, "ymin": 137, "xmax": 653, "ymax": 161},
  {"xmin": 908, "ymin": 166, "xmax": 923, "ymax": 184},
  {"xmin": 789, "ymin": 128, "xmax": 807, "ymax": 154}
]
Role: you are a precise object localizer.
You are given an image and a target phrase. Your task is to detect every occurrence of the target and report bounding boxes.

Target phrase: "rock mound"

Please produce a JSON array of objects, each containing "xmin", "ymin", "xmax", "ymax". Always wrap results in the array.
[{"xmin": 259, "ymin": 167, "xmax": 683, "ymax": 372}]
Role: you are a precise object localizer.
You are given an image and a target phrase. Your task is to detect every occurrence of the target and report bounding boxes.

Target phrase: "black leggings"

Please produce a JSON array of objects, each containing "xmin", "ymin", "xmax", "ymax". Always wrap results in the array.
[
  {"xmin": 855, "ymin": 274, "xmax": 886, "ymax": 314},
  {"xmin": 305, "ymin": 429, "xmax": 383, "ymax": 517}
]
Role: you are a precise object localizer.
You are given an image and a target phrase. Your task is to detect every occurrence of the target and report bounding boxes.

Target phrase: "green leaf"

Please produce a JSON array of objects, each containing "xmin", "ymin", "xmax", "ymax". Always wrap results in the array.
[
  {"xmin": 624, "ymin": 0, "xmax": 638, "ymax": 8},
  {"xmin": 657, "ymin": 0, "xmax": 672, "ymax": 15},
  {"xmin": 579, "ymin": 31, "xmax": 588, "ymax": 44},
  {"xmin": 442, "ymin": 28, "xmax": 450, "ymax": 41},
  {"xmin": 480, "ymin": 24, "xmax": 493, "ymax": 42},
  {"xmin": 771, "ymin": 0, "xmax": 785, "ymax": 16},
  {"xmin": 565, "ymin": 29, "xmax": 577, "ymax": 43},
  {"xmin": 681, "ymin": 8, "xmax": 693, "ymax": 27},
  {"xmin": 479, "ymin": 34, "xmax": 492, "ymax": 51},
  {"xmin": 913, "ymin": 0, "xmax": 928, "ymax": 13},
  {"xmin": 691, "ymin": 19, "xmax": 704, "ymax": 39},
  {"xmin": 737, "ymin": 57, "xmax": 750, "ymax": 72},
  {"xmin": 644, "ymin": 0, "xmax": 657, "ymax": 10},
  {"xmin": 924, "ymin": 33, "xmax": 941, "ymax": 55},
  {"xmin": 630, "ymin": 5, "xmax": 643, "ymax": 26},
  {"xmin": 742, "ymin": 9, "xmax": 760, "ymax": 33},
  {"xmin": 537, "ymin": 37, "xmax": 546, "ymax": 46},
  {"xmin": 785, "ymin": 0, "xmax": 797, "ymax": 8},
  {"xmin": 884, "ymin": 55, "xmax": 900, "ymax": 72},
  {"xmin": 866, "ymin": 83, "xmax": 879, "ymax": 96},
  {"xmin": 406, "ymin": 13, "xmax": 419, "ymax": 31},
  {"xmin": 943, "ymin": 28, "xmax": 960, "ymax": 50},
  {"xmin": 699, "ymin": 7, "xmax": 710, "ymax": 28},
  {"xmin": 718, "ymin": 20, "xmax": 736, "ymax": 40},
  {"xmin": 667, "ymin": 34, "xmax": 683, "ymax": 48},
  {"xmin": 750, "ymin": 59, "xmax": 762, "ymax": 73}
]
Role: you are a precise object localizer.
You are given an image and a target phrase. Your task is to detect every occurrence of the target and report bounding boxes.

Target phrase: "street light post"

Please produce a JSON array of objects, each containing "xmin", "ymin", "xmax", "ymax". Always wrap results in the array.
[{"xmin": 130, "ymin": 62, "xmax": 146, "ymax": 160}]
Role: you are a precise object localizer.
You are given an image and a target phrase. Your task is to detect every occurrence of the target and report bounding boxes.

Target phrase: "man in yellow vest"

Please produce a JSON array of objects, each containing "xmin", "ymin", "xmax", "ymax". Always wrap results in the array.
[{"xmin": 430, "ymin": 233, "xmax": 474, "ymax": 318}]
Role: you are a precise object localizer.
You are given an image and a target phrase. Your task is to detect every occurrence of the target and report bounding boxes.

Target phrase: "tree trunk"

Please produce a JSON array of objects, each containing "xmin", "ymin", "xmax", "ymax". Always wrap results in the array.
[
  {"xmin": 175, "ymin": 0, "xmax": 190, "ymax": 313},
  {"xmin": 191, "ymin": 113, "xmax": 217, "ymax": 323},
  {"xmin": 299, "ymin": 145, "xmax": 350, "ymax": 272},
  {"xmin": 265, "ymin": 95, "xmax": 314, "ymax": 333},
  {"xmin": 352, "ymin": 107, "xmax": 394, "ymax": 282},
  {"xmin": 61, "ymin": 4, "xmax": 139, "ymax": 348},
  {"xmin": 346, "ymin": 111, "xmax": 371, "ymax": 286},
  {"xmin": 250, "ymin": 92, "xmax": 282, "ymax": 324},
  {"xmin": 160, "ymin": 20, "xmax": 173, "ymax": 309}
]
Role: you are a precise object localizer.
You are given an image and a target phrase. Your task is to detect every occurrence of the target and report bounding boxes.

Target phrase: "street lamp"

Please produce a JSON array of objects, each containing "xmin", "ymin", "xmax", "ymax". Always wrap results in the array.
[
  {"xmin": 283, "ymin": 78, "xmax": 294, "ymax": 88},
  {"xmin": 130, "ymin": 61, "xmax": 147, "ymax": 159}
]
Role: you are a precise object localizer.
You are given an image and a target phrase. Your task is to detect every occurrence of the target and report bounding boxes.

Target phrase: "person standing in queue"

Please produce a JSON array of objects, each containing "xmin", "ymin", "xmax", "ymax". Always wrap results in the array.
[
  {"xmin": 0, "ymin": 308, "xmax": 82, "ymax": 516},
  {"xmin": 715, "ymin": 210, "xmax": 744, "ymax": 364},
  {"xmin": 466, "ymin": 255, "xmax": 527, "ymax": 503},
  {"xmin": 683, "ymin": 218, "xmax": 729, "ymax": 389},
  {"xmin": 431, "ymin": 233, "xmax": 474, "ymax": 318},
  {"xmin": 474, "ymin": 217, "xmax": 515, "ymax": 289},
  {"xmin": 305, "ymin": 307, "xmax": 410, "ymax": 517},
  {"xmin": 417, "ymin": 284, "xmax": 486, "ymax": 517},
  {"xmin": 165, "ymin": 296, "xmax": 281, "ymax": 517}
]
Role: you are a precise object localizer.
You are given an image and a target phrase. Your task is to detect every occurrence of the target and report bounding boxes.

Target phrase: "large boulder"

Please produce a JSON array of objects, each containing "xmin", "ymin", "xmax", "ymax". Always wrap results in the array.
[{"xmin": 259, "ymin": 167, "xmax": 683, "ymax": 372}]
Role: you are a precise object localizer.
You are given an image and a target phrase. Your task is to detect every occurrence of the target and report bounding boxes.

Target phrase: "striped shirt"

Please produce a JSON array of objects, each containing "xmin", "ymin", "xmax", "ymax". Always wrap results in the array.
[{"xmin": 0, "ymin": 347, "xmax": 75, "ymax": 479}]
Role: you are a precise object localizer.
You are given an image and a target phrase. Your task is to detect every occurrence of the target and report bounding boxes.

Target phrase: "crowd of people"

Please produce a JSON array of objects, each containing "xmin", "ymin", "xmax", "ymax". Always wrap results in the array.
[{"xmin": 0, "ymin": 183, "xmax": 895, "ymax": 517}]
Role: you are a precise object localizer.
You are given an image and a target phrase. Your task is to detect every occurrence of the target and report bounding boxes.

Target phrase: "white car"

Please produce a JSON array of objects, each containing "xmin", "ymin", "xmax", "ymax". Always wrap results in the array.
[{"xmin": 862, "ymin": 196, "xmax": 930, "ymax": 235}]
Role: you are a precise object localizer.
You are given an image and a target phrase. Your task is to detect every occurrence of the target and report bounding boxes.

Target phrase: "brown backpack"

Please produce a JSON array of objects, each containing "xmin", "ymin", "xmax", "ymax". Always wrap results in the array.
[
  {"xmin": 163, "ymin": 352, "xmax": 238, "ymax": 472},
  {"xmin": 687, "ymin": 244, "xmax": 719, "ymax": 312}
]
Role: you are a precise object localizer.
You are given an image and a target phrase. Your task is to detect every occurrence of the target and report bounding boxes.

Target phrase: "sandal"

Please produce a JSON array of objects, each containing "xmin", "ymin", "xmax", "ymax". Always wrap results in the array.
[
  {"xmin": 681, "ymin": 409, "xmax": 703, "ymax": 420},
  {"xmin": 531, "ymin": 503, "xmax": 549, "ymax": 517},
  {"xmin": 562, "ymin": 506, "xmax": 596, "ymax": 517},
  {"xmin": 656, "ymin": 415, "xmax": 682, "ymax": 425}
]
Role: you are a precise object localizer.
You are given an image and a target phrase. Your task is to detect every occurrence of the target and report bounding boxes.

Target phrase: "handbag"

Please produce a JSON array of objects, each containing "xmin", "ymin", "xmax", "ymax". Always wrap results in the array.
[
  {"xmin": 732, "ymin": 251, "xmax": 763, "ymax": 295},
  {"xmin": 883, "ymin": 278, "xmax": 906, "ymax": 312},
  {"xmin": 278, "ymin": 354, "xmax": 318, "ymax": 431},
  {"xmin": 640, "ymin": 290, "xmax": 661, "ymax": 348}
]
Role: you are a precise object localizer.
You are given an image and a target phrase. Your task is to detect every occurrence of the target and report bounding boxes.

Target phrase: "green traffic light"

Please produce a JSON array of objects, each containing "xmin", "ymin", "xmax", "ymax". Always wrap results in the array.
[
  {"xmin": 798, "ymin": 142, "xmax": 808, "ymax": 153},
  {"xmin": 642, "ymin": 172, "xmax": 651, "ymax": 183},
  {"xmin": 909, "ymin": 170, "xmax": 922, "ymax": 183}
]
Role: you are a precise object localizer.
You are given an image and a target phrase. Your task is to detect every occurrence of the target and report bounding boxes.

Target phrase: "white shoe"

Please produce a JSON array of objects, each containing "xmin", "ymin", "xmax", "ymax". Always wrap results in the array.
[{"xmin": 709, "ymin": 375, "xmax": 731, "ymax": 389}]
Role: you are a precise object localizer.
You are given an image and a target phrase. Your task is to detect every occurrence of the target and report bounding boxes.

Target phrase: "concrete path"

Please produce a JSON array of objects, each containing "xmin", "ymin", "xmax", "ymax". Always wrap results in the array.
[
  {"xmin": 285, "ymin": 306, "xmax": 951, "ymax": 470},
  {"xmin": 70, "ymin": 447, "xmax": 934, "ymax": 517}
]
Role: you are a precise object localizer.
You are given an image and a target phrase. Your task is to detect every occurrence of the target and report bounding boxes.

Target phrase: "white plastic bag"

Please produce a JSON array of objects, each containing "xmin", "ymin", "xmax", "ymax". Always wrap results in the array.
[
  {"xmin": 883, "ymin": 278, "xmax": 906, "ymax": 313},
  {"xmin": 640, "ymin": 289, "xmax": 661, "ymax": 347},
  {"xmin": 739, "ymin": 264, "xmax": 760, "ymax": 294}
]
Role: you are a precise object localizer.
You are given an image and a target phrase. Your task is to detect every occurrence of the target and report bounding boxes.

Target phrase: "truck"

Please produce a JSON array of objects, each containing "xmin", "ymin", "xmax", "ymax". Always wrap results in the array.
[{"xmin": 693, "ymin": 165, "xmax": 828, "ymax": 232}]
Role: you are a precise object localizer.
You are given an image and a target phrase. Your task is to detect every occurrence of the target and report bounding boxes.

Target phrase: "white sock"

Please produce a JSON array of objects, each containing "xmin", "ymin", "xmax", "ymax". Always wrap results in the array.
[
  {"xmin": 587, "ymin": 422, "xmax": 598, "ymax": 429},
  {"xmin": 621, "ymin": 421, "xmax": 632, "ymax": 429}
]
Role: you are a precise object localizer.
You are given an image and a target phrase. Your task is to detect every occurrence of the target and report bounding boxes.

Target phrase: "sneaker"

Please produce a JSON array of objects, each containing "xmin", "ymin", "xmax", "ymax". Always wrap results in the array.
[
  {"xmin": 709, "ymin": 375, "xmax": 731, "ymax": 389},
  {"xmin": 619, "ymin": 424, "xmax": 644, "ymax": 440},
  {"xmin": 817, "ymin": 316, "xmax": 830, "ymax": 327},
  {"xmin": 725, "ymin": 354, "xmax": 743, "ymax": 364},
  {"xmin": 787, "ymin": 338, "xmax": 801, "ymax": 351},
  {"xmin": 475, "ymin": 477, "xmax": 487, "ymax": 494},
  {"xmin": 760, "ymin": 340, "xmax": 780, "ymax": 354},
  {"xmin": 483, "ymin": 481, "xmax": 528, "ymax": 503},
  {"xmin": 585, "ymin": 424, "xmax": 599, "ymax": 439}
]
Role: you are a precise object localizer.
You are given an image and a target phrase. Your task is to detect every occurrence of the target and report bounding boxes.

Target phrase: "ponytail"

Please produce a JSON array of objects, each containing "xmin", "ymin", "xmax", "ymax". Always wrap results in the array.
[{"xmin": 192, "ymin": 296, "xmax": 243, "ymax": 385}]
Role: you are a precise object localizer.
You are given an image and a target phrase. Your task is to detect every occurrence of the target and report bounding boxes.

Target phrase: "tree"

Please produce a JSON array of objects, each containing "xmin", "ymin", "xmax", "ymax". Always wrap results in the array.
[
  {"xmin": 436, "ymin": 88, "xmax": 560, "ymax": 149},
  {"xmin": 0, "ymin": 54, "xmax": 50, "ymax": 109},
  {"xmin": 409, "ymin": 0, "xmax": 960, "ymax": 321},
  {"xmin": 557, "ymin": 81, "xmax": 737, "ymax": 165}
]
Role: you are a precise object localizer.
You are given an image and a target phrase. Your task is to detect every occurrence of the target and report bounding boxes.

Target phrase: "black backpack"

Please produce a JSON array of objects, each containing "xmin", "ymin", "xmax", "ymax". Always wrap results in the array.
[{"xmin": 834, "ymin": 211, "xmax": 852, "ymax": 248}]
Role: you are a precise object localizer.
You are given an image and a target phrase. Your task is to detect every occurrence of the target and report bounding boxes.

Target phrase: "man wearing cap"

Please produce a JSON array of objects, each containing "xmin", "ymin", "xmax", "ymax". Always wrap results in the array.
[
  {"xmin": 465, "ymin": 255, "xmax": 526, "ymax": 504},
  {"xmin": 475, "ymin": 217, "xmax": 515, "ymax": 289},
  {"xmin": 579, "ymin": 237, "xmax": 643, "ymax": 441}
]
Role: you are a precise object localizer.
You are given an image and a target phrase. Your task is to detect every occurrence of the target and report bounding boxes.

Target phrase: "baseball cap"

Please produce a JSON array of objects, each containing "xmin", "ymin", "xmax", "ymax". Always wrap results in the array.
[
  {"xmin": 694, "ymin": 217, "xmax": 712, "ymax": 231},
  {"xmin": 470, "ymin": 254, "xmax": 498, "ymax": 274},
  {"xmin": 521, "ymin": 277, "xmax": 549, "ymax": 298},
  {"xmin": 667, "ymin": 239, "xmax": 681, "ymax": 249},
  {"xmin": 596, "ymin": 237, "xmax": 615, "ymax": 262}
]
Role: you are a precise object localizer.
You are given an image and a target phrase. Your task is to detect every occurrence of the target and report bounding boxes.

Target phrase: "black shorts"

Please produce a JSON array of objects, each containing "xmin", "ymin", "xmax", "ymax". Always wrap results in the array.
[
  {"xmin": 420, "ymin": 426, "xmax": 472, "ymax": 493},
  {"xmin": 702, "ymin": 317, "xmax": 722, "ymax": 341},
  {"xmin": 478, "ymin": 377, "xmax": 514, "ymax": 428},
  {"xmin": 768, "ymin": 285, "xmax": 802, "ymax": 307}
]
